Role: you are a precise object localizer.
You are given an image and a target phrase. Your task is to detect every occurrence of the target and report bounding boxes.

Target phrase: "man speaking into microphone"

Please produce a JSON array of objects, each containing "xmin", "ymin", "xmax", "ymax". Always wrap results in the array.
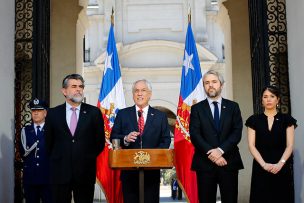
[{"xmin": 111, "ymin": 79, "xmax": 171, "ymax": 203}]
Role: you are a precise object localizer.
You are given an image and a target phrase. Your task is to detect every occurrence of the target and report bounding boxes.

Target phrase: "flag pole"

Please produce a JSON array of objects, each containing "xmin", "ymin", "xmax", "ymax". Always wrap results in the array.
[
  {"xmin": 188, "ymin": 6, "xmax": 191, "ymax": 23},
  {"xmin": 174, "ymin": 5, "xmax": 203, "ymax": 203},
  {"xmin": 111, "ymin": 7, "xmax": 114, "ymax": 25},
  {"xmin": 96, "ymin": 6, "xmax": 125, "ymax": 203}
]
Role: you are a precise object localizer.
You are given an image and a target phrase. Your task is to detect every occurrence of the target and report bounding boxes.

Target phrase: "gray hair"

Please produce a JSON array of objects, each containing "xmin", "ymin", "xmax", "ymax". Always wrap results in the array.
[
  {"xmin": 132, "ymin": 79, "xmax": 152, "ymax": 93},
  {"xmin": 62, "ymin": 74, "xmax": 85, "ymax": 88},
  {"xmin": 203, "ymin": 69, "xmax": 225, "ymax": 85}
]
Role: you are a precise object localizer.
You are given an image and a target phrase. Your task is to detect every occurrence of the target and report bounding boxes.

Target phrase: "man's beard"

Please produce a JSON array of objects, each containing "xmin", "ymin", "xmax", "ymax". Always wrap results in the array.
[
  {"xmin": 67, "ymin": 94, "xmax": 84, "ymax": 103},
  {"xmin": 206, "ymin": 88, "xmax": 221, "ymax": 98}
]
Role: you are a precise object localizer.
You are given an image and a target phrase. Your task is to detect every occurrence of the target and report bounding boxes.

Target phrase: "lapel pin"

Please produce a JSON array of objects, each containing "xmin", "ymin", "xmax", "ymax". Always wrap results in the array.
[
  {"xmin": 223, "ymin": 106, "xmax": 226, "ymax": 109},
  {"xmin": 151, "ymin": 113, "xmax": 154, "ymax": 116},
  {"xmin": 83, "ymin": 111, "xmax": 87, "ymax": 114}
]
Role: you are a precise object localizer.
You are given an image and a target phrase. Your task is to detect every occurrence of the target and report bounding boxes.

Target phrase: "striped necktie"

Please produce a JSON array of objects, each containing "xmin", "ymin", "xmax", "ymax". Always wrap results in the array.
[{"xmin": 138, "ymin": 109, "xmax": 144, "ymax": 135}]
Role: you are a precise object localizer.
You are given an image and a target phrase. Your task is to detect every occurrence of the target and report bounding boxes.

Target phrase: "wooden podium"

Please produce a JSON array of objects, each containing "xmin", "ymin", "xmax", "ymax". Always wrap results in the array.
[{"xmin": 109, "ymin": 149, "xmax": 174, "ymax": 203}]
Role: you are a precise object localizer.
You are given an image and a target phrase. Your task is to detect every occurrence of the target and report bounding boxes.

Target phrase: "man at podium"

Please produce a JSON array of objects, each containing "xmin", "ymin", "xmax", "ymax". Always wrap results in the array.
[{"xmin": 111, "ymin": 79, "xmax": 171, "ymax": 203}]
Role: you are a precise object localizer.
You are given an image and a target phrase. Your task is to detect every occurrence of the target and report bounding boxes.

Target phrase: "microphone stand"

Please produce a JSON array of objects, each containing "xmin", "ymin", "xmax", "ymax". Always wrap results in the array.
[{"xmin": 138, "ymin": 110, "xmax": 144, "ymax": 203}]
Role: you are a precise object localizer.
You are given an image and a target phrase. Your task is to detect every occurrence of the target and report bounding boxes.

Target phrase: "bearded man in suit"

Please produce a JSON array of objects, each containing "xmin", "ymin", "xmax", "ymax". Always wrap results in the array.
[
  {"xmin": 45, "ymin": 74, "xmax": 105, "ymax": 203},
  {"xmin": 190, "ymin": 69, "xmax": 244, "ymax": 203},
  {"xmin": 110, "ymin": 79, "xmax": 171, "ymax": 203}
]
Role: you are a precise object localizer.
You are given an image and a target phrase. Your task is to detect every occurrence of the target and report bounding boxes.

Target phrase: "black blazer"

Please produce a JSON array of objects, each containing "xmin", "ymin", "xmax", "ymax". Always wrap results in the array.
[
  {"xmin": 110, "ymin": 105, "xmax": 171, "ymax": 182},
  {"xmin": 45, "ymin": 103, "xmax": 105, "ymax": 185},
  {"xmin": 190, "ymin": 98, "xmax": 244, "ymax": 171}
]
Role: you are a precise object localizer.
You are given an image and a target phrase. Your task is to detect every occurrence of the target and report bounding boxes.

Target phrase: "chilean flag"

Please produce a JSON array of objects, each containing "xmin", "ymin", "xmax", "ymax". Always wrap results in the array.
[
  {"xmin": 96, "ymin": 23, "xmax": 125, "ymax": 203},
  {"xmin": 174, "ymin": 22, "xmax": 205, "ymax": 203}
]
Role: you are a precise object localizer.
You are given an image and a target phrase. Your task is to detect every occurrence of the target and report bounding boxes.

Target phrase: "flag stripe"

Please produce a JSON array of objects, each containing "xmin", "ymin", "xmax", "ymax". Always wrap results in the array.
[
  {"xmin": 180, "ymin": 24, "xmax": 202, "ymax": 100},
  {"xmin": 98, "ymin": 25, "xmax": 121, "ymax": 102},
  {"xmin": 183, "ymin": 79, "xmax": 204, "ymax": 105},
  {"xmin": 99, "ymin": 78, "xmax": 125, "ymax": 111}
]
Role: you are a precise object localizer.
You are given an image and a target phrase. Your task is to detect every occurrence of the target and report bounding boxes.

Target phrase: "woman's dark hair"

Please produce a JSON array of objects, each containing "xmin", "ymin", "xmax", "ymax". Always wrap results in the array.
[{"xmin": 262, "ymin": 85, "xmax": 280, "ymax": 98}]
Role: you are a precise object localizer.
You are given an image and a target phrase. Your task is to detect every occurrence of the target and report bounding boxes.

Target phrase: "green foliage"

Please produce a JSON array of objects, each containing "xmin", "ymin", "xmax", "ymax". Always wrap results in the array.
[{"xmin": 161, "ymin": 168, "xmax": 176, "ymax": 185}]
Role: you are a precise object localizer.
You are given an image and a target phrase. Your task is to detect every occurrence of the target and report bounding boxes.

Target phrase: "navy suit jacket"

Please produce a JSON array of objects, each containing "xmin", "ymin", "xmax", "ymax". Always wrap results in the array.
[
  {"xmin": 110, "ymin": 105, "xmax": 171, "ymax": 182},
  {"xmin": 45, "ymin": 102, "xmax": 105, "ymax": 185},
  {"xmin": 190, "ymin": 98, "xmax": 244, "ymax": 171}
]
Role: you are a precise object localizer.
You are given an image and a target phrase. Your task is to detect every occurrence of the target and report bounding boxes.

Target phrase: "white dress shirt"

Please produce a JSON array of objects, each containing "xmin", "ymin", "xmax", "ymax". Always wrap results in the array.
[
  {"xmin": 207, "ymin": 97, "xmax": 222, "ymax": 118},
  {"xmin": 135, "ymin": 105, "xmax": 149, "ymax": 123},
  {"xmin": 34, "ymin": 123, "xmax": 45, "ymax": 135}
]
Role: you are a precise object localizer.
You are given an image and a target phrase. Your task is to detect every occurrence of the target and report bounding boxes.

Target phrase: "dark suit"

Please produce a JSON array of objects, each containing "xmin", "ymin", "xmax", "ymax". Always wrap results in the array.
[
  {"xmin": 190, "ymin": 98, "xmax": 243, "ymax": 203},
  {"xmin": 110, "ymin": 105, "xmax": 171, "ymax": 203},
  {"xmin": 45, "ymin": 102, "xmax": 105, "ymax": 203},
  {"xmin": 21, "ymin": 124, "xmax": 51, "ymax": 203}
]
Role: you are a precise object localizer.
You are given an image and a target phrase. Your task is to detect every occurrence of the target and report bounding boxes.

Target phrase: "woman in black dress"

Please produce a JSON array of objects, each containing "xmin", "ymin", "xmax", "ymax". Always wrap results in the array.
[{"xmin": 245, "ymin": 86, "xmax": 297, "ymax": 203}]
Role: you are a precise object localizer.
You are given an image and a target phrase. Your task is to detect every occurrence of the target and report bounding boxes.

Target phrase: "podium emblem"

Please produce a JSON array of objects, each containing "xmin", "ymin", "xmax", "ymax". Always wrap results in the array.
[{"xmin": 134, "ymin": 151, "xmax": 150, "ymax": 165}]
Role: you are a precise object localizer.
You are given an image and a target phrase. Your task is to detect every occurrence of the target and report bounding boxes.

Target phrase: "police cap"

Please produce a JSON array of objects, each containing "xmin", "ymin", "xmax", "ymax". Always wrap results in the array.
[{"xmin": 29, "ymin": 98, "xmax": 48, "ymax": 110}]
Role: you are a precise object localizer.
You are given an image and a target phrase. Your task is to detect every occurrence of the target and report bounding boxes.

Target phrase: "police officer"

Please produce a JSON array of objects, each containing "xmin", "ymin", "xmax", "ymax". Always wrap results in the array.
[{"xmin": 20, "ymin": 98, "xmax": 52, "ymax": 203}]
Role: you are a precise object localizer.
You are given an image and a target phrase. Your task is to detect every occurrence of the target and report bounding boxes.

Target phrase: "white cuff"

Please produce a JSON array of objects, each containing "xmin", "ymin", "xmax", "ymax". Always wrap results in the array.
[
  {"xmin": 217, "ymin": 147, "xmax": 224, "ymax": 154},
  {"xmin": 124, "ymin": 136, "xmax": 130, "ymax": 146}
]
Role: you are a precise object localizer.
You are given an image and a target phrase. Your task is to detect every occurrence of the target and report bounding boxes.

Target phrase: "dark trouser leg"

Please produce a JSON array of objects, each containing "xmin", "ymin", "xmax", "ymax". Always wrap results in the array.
[
  {"xmin": 72, "ymin": 183, "xmax": 95, "ymax": 203},
  {"xmin": 218, "ymin": 170, "xmax": 238, "ymax": 203},
  {"xmin": 144, "ymin": 180, "xmax": 159, "ymax": 203},
  {"xmin": 122, "ymin": 179, "xmax": 139, "ymax": 203},
  {"xmin": 51, "ymin": 184, "xmax": 72, "ymax": 203},
  {"xmin": 196, "ymin": 171, "xmax": 217, "ymax": 203},
  {"xmin": 177, "ymin": 185, "xmax": 182, "ymax": 200},
  {"xmin": 24, "ymin": 184, "xmax": 40, "ymax": 203},
  {"xmin": 40, "ymin": 184, "xmax": 52, "ymax": 203}
]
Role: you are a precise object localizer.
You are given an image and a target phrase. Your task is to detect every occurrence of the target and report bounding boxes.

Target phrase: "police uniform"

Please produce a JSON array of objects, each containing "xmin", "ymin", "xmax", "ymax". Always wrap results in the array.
[{"xmin": 20, "ymin": 98, "xmax": 52, "ymax": 203}]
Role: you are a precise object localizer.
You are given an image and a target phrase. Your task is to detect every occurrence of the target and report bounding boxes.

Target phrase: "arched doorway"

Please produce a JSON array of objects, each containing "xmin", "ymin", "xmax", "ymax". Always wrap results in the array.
[{"xmin": 153, "ymin": 106, "xmax": 185, "ymax": 201}]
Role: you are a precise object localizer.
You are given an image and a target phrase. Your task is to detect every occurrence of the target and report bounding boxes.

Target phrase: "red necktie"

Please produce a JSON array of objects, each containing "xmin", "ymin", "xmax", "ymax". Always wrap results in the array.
[{"xmin": 138, "ymin": 109, "xmax": 144, "ymax": 135}]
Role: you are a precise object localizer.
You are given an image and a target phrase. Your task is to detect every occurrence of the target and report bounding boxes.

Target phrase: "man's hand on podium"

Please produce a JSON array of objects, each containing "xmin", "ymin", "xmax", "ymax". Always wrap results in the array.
[{"xmin": 124, "ymin": 131, "xmax": 140, "ymax": 144}]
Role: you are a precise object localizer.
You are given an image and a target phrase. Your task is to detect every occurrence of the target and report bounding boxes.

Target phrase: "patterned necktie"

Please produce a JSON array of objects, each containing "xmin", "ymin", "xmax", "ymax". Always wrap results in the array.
[
  {"xmin": 70, "ymin": 107, "xmax": 78, "ymax": 136},
  {"xmin": 213, "ymin": 101, "xmax": 220, "ymax": 131},
  {"xmin": 138, "ymin": 109, "xmax": 144, "ymax": 135}
]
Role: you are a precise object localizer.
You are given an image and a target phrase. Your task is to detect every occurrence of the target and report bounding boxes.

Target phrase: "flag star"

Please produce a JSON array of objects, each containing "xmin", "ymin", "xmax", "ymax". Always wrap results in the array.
[
  {"xmin": 183, "ymin": 50, "xmax": 194, "ymax": 76},
  {"xmin": 104, "ymin": 52, "xmax": 113, "ymax": 74}
]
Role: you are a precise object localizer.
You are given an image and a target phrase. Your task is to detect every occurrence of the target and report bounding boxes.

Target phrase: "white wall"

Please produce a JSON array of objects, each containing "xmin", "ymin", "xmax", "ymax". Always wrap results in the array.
[
  {"xmin": 85, "ymin": 0, "xmax": 226, "ymax": 64},
  {"xmin": 0, "ymin": 0, "xmax": 15, "ymax": 202},
  {"xmin": 286, "ymin": 1, "xmax": 304, "ymax": 202}
]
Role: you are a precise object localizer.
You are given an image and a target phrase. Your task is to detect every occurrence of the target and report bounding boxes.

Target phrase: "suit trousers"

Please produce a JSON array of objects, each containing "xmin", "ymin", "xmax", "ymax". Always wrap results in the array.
[
  {"xmin": 24, "ymin": 184, "xmax": 52, "ymax": 203},
  {"xmin": 196, "ymin": 168, "xmax": 239, "ymax": 203},
  {"xmin": 51, "ymin": 182, "xmax": 94, "ymax": 203},
  {"xmin": 122, "ymin": 172, "xmax": 160, "ymax": 203}
]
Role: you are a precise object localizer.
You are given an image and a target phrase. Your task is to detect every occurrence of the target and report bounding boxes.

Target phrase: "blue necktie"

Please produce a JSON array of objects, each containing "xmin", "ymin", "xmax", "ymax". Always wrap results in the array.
[
  {"xmin": 37, "ymin": 125, "xmax": 42, "ymax": 136},
  {"xmin": 213, "ymin": 101, "xmax": 220, "ymax": 131}
]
